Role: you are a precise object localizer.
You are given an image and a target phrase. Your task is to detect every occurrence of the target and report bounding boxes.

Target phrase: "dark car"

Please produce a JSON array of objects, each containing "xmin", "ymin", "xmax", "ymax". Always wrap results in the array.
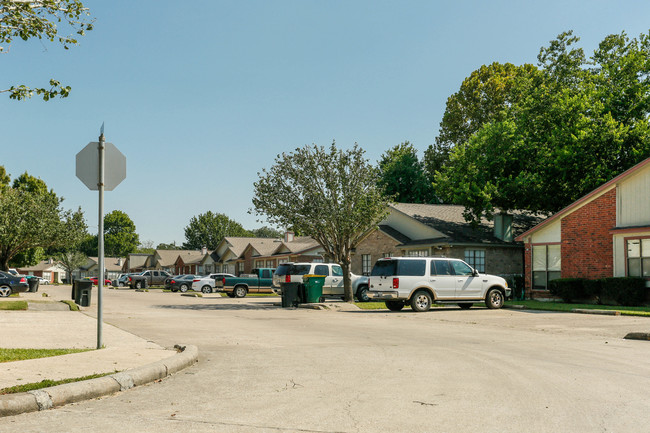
[
  {"xmin": 168, "ymin": 275, "xmax": 196, "ymax": 293},
  {"xmin": 0, "ymin": 271, "xmax": 29, "ymax": 297}
]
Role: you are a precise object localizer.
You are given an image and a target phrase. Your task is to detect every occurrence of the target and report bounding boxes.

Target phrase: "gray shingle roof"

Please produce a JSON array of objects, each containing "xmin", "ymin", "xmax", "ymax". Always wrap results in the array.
[{"xmin": 390, "ymin": 203, "xmax": 542, "ymax": 245}]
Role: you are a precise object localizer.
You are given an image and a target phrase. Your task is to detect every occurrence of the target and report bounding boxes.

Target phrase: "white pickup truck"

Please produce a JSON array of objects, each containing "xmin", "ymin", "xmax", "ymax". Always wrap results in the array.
[{"xmin": 272, "ymin": 262, "xmax": 370, "ymax": 301}]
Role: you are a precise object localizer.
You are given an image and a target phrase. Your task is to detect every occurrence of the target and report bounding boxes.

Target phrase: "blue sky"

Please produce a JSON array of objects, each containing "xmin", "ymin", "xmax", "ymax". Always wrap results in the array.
[{"xmin": 2, "ymin": 0, "xmax": 650, "ymax": 246}]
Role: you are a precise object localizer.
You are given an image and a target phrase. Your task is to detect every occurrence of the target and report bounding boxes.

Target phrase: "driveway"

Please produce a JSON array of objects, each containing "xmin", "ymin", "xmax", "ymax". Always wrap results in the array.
[{"xmin": 5, "ymin": 287, "xmax": 650, "ymax": 433}]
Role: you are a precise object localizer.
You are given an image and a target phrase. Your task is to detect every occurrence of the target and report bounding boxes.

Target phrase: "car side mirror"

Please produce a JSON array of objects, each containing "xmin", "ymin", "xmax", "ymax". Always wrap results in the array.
[{"xmin": 473, "ymin": 269, "xmax": 479, "ymax": 277}]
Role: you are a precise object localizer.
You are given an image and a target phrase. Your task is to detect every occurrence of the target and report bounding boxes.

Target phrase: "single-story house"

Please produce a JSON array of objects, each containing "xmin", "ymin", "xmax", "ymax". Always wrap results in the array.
[
  {"xmin": 16, "ymin": 259, "xmax": 67, "ymax": 284},
  {"xmin": 516, "ymin": 156, "xmax": 650, "ymax": 299},
  {"xmin": 78, "ymin": 256, "xmax": 125, "ymax": 281},
  {"xmin": 122, "ymin": 253, "xmax": 150, "ymax": 273},
  {"xmin": 352, "ymin": 203, "xmax": 542, "ymax": 279}
]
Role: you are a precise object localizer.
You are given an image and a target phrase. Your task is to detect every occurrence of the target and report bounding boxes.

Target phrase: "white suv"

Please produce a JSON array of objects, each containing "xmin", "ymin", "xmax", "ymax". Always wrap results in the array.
[
  {"xmin": 367, "ymin": 257, "xmax": 510, "ymax": 312},
  {"xmin": 272, "ymin": 262, "xmax": 370, "ymax": 301}
]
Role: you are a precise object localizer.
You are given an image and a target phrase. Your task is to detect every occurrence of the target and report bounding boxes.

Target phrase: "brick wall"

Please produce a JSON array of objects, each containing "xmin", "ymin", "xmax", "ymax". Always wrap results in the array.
[
  {"xmin": 352, "ymin": 229, "xmax": 401, "ymax": 274},
  {"xmin": 561, "ymin": 189, "xmax": 616, "ymax": 280}
]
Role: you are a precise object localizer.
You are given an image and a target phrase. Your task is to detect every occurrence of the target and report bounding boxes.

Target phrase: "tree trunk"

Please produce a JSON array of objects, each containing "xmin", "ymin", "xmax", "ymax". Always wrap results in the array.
[{"xmin": 341, "ymin": 259, "xmax": 354, "ymax": 302}]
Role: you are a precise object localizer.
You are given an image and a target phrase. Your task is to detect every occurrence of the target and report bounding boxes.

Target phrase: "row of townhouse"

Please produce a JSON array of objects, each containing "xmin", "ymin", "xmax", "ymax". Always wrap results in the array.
[{"xmin": 17, "ymin": 256, "xmax": 126, "ymax": 284}]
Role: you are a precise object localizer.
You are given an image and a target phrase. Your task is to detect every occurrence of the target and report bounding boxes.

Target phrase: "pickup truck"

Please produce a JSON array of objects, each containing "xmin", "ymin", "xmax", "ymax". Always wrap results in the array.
[
  {"xmin": 215, "ymin": 268, "xmax": 275, "ymax": 298},
  {"xmin": 128, "ymin": 270, "xmax": 172, "ymax": 289}
]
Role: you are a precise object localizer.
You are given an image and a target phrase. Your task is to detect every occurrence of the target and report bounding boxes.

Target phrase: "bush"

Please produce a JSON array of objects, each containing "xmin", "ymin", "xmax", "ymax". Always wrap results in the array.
[
  {"xmin": 548, "ymin": 278, "xmax": 590, "ymax": 303},
  {"xmin": 600, "ymin": 277, "xmax": 647, "ymax": 306}
]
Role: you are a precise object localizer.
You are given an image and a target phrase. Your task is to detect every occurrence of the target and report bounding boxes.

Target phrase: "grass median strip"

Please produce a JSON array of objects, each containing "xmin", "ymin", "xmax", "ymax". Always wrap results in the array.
[
  {"xmin": 505, "ymin": 300, "xmax": 650, "ymax": 316},
  {"xmin": 0, "ymin": 372, "xmax": 113, "ymax": 395},
  {"xmin": 0, "ymin": 301, "xmax": 28, "ymax": 311},
  {"xmin": 0, "ymin": 348, "xmax": 93, "ymax": 363}
]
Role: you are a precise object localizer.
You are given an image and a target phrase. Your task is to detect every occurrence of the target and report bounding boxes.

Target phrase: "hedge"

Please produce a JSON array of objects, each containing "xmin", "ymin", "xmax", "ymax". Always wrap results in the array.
[{"xmin": 548, "ymin": 277, "xmax": 648, "ymax": 306}]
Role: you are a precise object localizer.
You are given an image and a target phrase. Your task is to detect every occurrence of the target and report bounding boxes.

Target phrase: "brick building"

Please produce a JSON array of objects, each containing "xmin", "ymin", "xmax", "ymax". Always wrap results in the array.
[
  {"xmin": 516, "ymin": 157, "xmax": 650, "ymax": 298},
  {"xmin": 352, "ymin": 203, "xmax": 541, "ymax": 279}
]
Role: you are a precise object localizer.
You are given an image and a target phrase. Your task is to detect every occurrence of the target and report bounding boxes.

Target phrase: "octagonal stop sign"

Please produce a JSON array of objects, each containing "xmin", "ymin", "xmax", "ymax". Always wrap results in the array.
[{"xmin": 76, "ymin": 142, "xmax": 126, "ymax": 191}]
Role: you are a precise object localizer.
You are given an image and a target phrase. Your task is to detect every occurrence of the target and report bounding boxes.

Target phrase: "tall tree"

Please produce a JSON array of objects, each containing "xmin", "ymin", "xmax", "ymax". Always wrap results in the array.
[
  {"xmin": 252, "ymin": 142, "xmax": 390, "ymax": 301},
  {"xmin": 377, "ymin": 142, "xmax": 434, "ymax": 203},
  {"xmin": 104, "ymin": 210, "xmax": 139, "ymax": 257},
  {"xmin": 0, "ymin": 172, "xmax": 86, "ymax": 270},
  {"xmin": 434, "ymin": 30, "xmax": 650, "ymax": 222},
  {"xmin": 56, "ymin": 250, "xmax": 87, "ymax": 283},
  {"xmin": 424, "ymin": 62, "xmax": 540, "ymax": 177},
  {"xmin": 1, "ymin": 0, "xmax": 93, "ymax": 100},
  {"xmin": 250, "ymin": 226, "xmax": 283, "ymax": 238},
  {"xmin": 183, "ymin": 212, "xmax": 251, "ymax": 250}
]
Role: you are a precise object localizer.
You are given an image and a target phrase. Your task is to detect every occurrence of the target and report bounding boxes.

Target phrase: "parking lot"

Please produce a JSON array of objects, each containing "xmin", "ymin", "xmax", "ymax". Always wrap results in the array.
[{"xmin": 6, "ymin": 286, "xmax": 650, "ymax": 433}]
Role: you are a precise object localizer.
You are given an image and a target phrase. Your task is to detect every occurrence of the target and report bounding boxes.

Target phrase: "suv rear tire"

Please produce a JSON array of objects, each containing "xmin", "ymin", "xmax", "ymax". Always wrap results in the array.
[{"xmin": 410, "ymin": 290, "xmax": 432, "ymax": 312}]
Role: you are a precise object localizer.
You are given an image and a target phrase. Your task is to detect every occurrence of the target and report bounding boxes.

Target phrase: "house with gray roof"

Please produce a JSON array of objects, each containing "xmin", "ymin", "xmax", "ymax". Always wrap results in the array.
[{"xmin": 351, "ymin": 203, "xmax": 541, "ymax": 286}]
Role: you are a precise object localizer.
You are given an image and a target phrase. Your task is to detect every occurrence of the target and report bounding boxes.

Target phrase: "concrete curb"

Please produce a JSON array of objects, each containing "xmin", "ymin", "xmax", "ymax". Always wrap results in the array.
[
  {"xmin": 0, "ymin": 344, "xmax": 198, "ymax": 418},
  {"xmin": 624, "ymin": 332, "xmax": 650, "ymax": 341}
]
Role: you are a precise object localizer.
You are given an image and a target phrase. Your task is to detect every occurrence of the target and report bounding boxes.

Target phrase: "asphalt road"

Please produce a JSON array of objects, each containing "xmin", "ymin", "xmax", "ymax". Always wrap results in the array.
[{"xmin": 3, "ymin": 287, "xmax": 650, "ymax": 433}]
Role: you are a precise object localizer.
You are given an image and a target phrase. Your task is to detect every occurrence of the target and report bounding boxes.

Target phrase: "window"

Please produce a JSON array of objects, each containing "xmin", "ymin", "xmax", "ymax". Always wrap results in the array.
[
  {"xmin": 362, "ymin": 254, "xmax": 372, "ymax": 275},
  {"xmin": 397, "ymin": 260, "xmax": 426, "ymax": 276},
  {"xmin": 627, "ymin": 239, "xmax": 650, "ymax": 277},
  {"xmin": 261, "ymin": 269, "xmax": 272, "ymax": 278},
  {"xmin": 450, "ymin": 260, "xmax": 473, "ymax": 276},
  {"xmin": 255, "ymin": 260, "xmax": 264, "ymax": 267},
  {"xmin": 465, "ymin": 250, "xmax": 485, "ymax": 273},
  {"xmin": 532, "ymin": 244, "xmax": 561, "ymax": 290},
  {"xmin": 332, "ymin": 265, "xmax": 343, "ymax": 277},
  {"xmin": 278, "ymin": 258, "xmax": 289, "ymax": 264},
  {"xmin": 266, "ymin": 260, "xmax": 274, "ymax": 268},
  {"xmin": 431, "ymin": 260, "xmax": 452, "ymax": 276},
  {"xmin": 237, "ymin": 262, "xmax": 245, "ymax": 274},
  {"xmin": 382, "ymin": 252, "xmax": 392, "ymax": 258},
  {"xmin": 314, "ymin": 265, "xmax": 330, "ymax": 276},
  {"xmin": 407, "ymin": 249, "xmax": 428, "ymax": 257}
]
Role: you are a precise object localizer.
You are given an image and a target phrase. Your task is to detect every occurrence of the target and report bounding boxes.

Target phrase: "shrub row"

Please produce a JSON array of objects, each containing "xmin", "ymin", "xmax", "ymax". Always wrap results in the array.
[{"xmin": 548, "ymin": 277, "xmax": 648, "ymax": 306}]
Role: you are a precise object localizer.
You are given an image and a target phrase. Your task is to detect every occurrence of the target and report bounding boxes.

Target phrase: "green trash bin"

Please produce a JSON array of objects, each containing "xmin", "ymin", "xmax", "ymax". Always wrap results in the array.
[
  {"xmin": 73, "ymin": 279, "xmax": 92, "ymax": 307},
  {"xmin": 302, "ymin": 274, "xmax": 326, "ymax": 303},
  {"xmin": 280, "ymin": 282, "xmax": 302, "ymax": 308}
]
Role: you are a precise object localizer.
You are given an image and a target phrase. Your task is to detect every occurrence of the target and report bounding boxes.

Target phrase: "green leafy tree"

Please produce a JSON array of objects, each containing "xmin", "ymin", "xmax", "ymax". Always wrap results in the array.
[
  {"xmin": 156, "ymin": 242, "xmax": 180, "ymax": 250},
  {"xmin": 183, "ymin": 212, "xmax": 251, "ymax": 250},
  {"xmin": 377, "ymin": 142, "xmax": 434, "ymax": 203},
  {"xmin": 250, "ymin": 226, "xmax": 283, "ymax": 238},
  {"xmin": 104, "ymin": 210, "xmax": 139, "ymax": 257},
  {"xmin": 0, "ymin": 171, "xmax": 86, "ymax": 270},
  {"xmin": 252, "ymin": 142, "xmax": 390, "ymax": 301},
  {"xmin": 1, "ymin": 0, "xmax": 93, "ymax": 100},
  {"xmin": 434, "ymin": 30, "xmax": 650, "ymax": 222},
  {"xmin": 424, "ymin": 62, "xmax": 540, "ymax": 177}
]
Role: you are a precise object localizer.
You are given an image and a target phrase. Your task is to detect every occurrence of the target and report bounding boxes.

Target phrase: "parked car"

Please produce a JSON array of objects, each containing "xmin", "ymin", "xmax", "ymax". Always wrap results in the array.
[
  {"xmin": 37, "ymin": 276, "xmax": 50, "ymax": 285},
  {"xmin": 89, "ymin": 277, "xmax": 112, "ymax": 286},
  {"xmin": 129, "ymin": 270, "xmax": 172, "ymax": 289},
  {"xmin": 0, "ymin": 271, "xmax": 29, "ymax": 297},
  {"xmin": 191, "ymin": 275, "xmax": 217, "ymax": 293},
  {"xmin": 367, "ymin": 257, "xmax": 510, "ymax": 312},
  {"xmin": 168, "ymin": 275, "xmax": 196, "ymax": 293},
  {"xmin": 272, "ymin": 262, "xmax": 369, "ymax": 301},
  {"xmin": 114, "ymin": 273, "xmax": 139, "ymax": 287},
  {"xmin": 216, "ymin": 268, "xmax": 275, "ymax": 298}
]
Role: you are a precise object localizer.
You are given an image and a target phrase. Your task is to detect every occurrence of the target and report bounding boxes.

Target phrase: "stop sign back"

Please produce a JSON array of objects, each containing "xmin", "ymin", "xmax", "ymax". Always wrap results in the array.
[{"xmin": 75, "ymin": 142, "xmax": 126, "ymax": 191}]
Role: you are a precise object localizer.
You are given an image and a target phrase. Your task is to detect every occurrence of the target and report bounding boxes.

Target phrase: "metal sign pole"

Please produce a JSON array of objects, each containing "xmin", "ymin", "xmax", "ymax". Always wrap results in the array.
[{"xmin": 97, "ymin": 128, "xmax": 105, "ymax": 349}]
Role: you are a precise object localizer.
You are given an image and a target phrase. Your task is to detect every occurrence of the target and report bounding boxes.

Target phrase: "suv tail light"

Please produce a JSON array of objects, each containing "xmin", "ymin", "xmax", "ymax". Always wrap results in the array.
[
  {"xmin": 222, "ymin": 277, "xmax": 226, "ymax": 284},
  {"xmin": 193, "ymin": 279, "xmax": 200, "ymax": 282},
  {"xmin": 285, "ymin": 275, "xmax": 291, "ymax": 283},
  {"xmin": 392, "ymin": 277, "xmax": 399, "ymax": 289}
]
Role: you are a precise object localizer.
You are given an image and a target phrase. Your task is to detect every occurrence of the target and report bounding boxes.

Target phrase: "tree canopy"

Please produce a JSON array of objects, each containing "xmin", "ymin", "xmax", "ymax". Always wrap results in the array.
[
  {"xmin": 183, "ymin": 211, "xmax": 251, "ymax": 250},
  {"xmin": 1, "ymin": 0, "xmax": 93, "ymax": 100},
  {"xmin": 433, "ymin": 30, "xmax": 650, "ymax": 222},
  {"xmin": 377, "ymin": 142, "xmax": 435, "ymax": 203},
  {"xmin": 78, "ymin": 210, "xmax": 139, "ymax": 258},
  {"xmin": 0, "ymin": 167, "xmax": 86, "ymax": 270},
  {"xmin": 252, "ymin": 142, "xmax": 389, "ymax": 301}
]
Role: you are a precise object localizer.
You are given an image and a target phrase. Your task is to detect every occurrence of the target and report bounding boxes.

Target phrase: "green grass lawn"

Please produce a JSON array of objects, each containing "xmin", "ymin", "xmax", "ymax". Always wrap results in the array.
[
  {"xmin": 0, "ymin": 301, "xmax": 28, "ymax": 310},
  {"xmin": 0, "ymin": 348, "xmax": 93, "ymax": 363},
  {"xmin": 355, "ymin": 300, "xmax": 650, "ymax": 316},
  {"xmin": 0, "ymin": 373, "xmax": 111, "ymax": 395},
  {"xmin": 505, "ymin": 300, "xmax": 650, "ymax": 316}
]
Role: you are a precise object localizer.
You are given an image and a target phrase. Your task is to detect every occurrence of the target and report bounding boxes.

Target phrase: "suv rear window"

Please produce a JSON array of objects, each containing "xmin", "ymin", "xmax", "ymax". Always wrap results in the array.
[
  {"xmin": 274, "ymin": 264, "xmax": 312, "ymax": 276},
  {"xmin": 371, "ymin": 259, "xmax": 426, "ymax": 277}
]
